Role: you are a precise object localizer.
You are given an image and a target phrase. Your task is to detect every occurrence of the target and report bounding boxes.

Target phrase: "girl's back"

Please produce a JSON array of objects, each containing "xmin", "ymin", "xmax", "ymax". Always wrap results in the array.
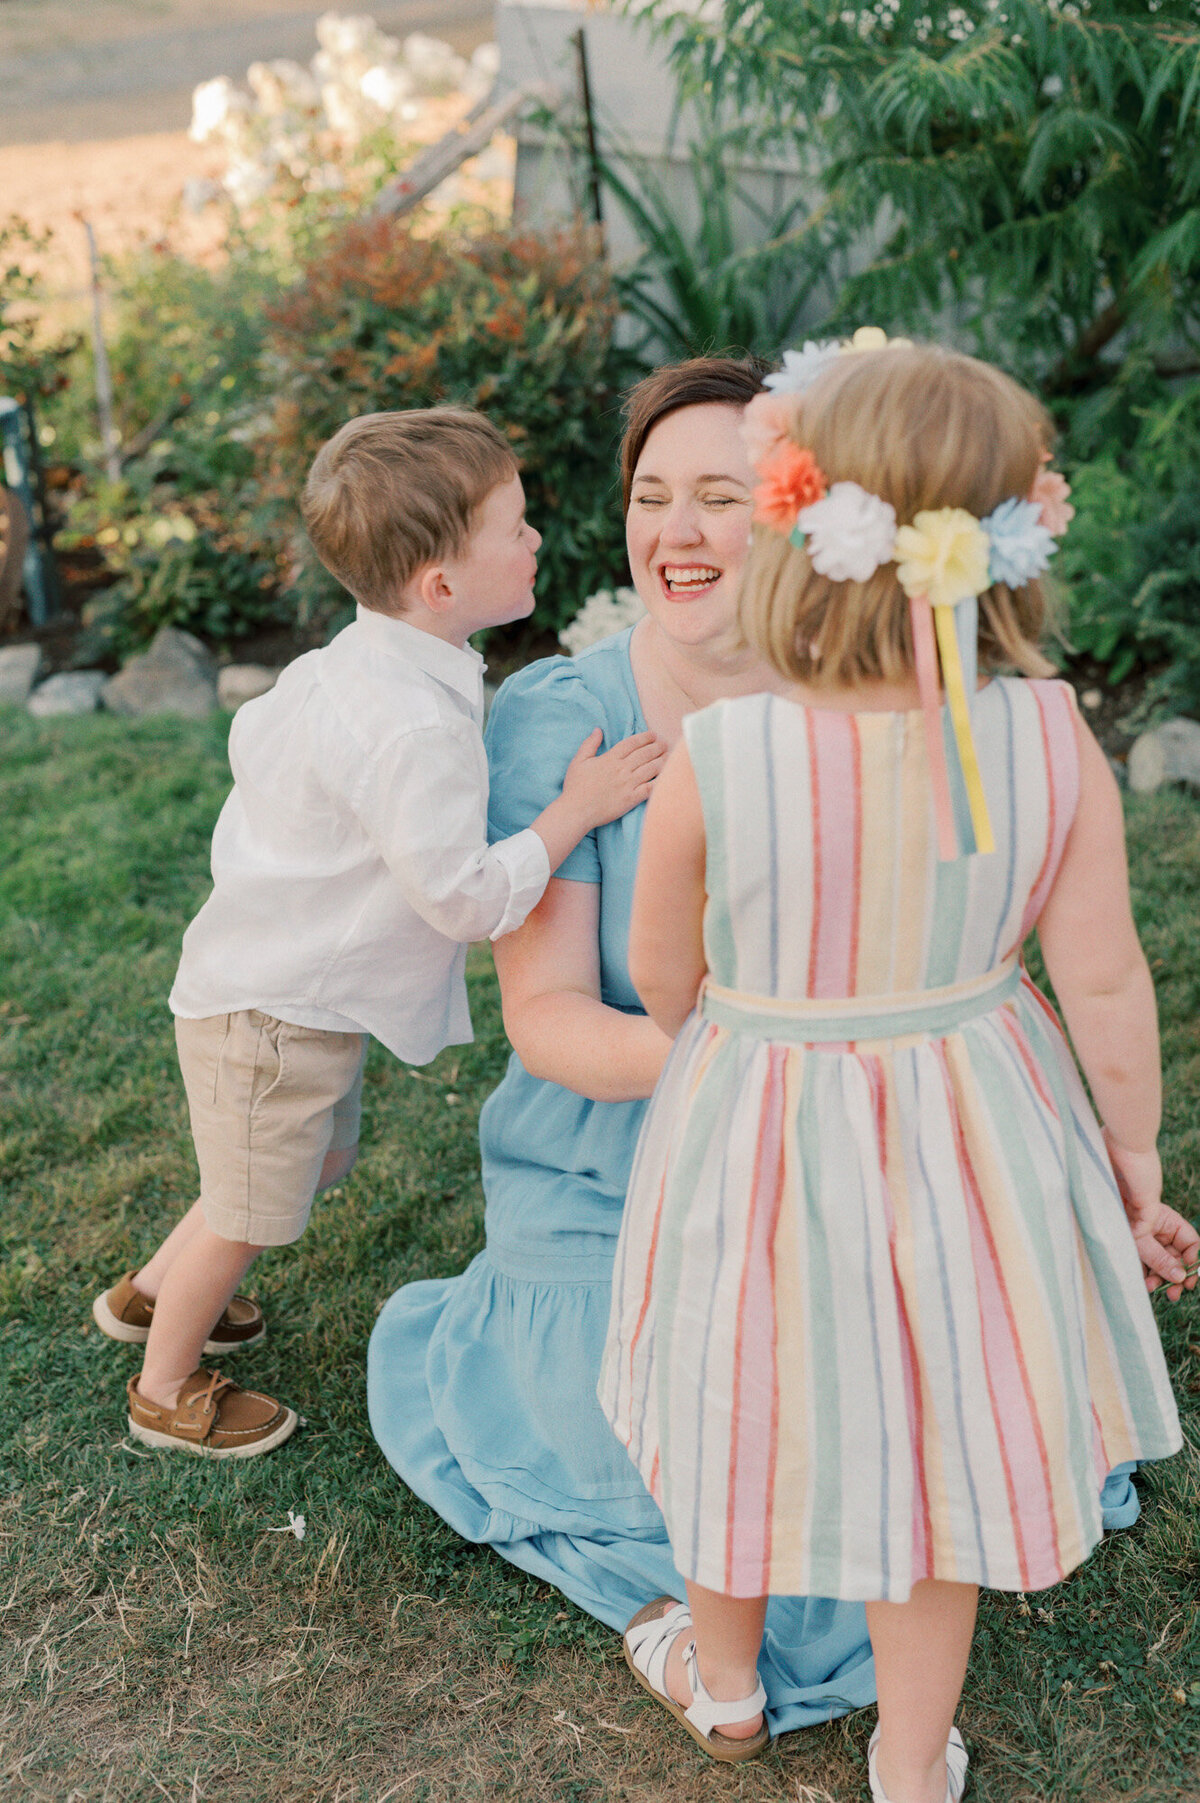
[{"xmin": 691, "ymin": 677, "xmax": 1077, "ymax": 1003}]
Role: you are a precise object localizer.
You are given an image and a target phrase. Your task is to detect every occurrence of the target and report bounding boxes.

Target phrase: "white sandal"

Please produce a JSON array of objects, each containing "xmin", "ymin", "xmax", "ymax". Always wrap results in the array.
[
  {"xmin": 622, "ymin": 1595, "xmax": 770, "ymax": 1763},
  {"xmin": 868, "ymin": 1724, "xmax": 969, "ymax": 1803}
]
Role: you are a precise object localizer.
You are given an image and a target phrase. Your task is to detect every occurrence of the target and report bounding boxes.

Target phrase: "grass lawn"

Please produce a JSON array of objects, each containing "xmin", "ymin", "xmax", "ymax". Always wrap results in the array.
[{"xmin": 1, "ymin": 706, "xmax": 1199, "ymax": 1803}]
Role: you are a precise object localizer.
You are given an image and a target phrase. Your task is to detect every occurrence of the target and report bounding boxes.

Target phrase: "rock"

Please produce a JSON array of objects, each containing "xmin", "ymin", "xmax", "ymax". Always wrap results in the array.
[
  {"xmin": 217, "ymin": 663, "xmax": 278, "ymax": 710},
  {"xmin": 0, "ymin": 642, "xmax": 41, "ymax": 707},
  {"xmin": 1127, "ymin": 717, "xmax": 1200, "ymax": 794},
  {"xmin": 102, "ymin": 626, "xmax": 218, "ymax": 719},
  {"xmin": 1127, "ymin": 732, "xmax": 1166, "ymax": 794},
  {"xmin": 27, "ymin": 670, "xmax": 107, "ymax": 717}
]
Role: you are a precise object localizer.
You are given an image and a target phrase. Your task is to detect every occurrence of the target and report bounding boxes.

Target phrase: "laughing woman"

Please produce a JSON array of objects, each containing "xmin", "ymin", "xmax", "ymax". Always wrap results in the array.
[{"xmin": 367, "ymin": 358, "xmax": 877, "ymax": 1733}]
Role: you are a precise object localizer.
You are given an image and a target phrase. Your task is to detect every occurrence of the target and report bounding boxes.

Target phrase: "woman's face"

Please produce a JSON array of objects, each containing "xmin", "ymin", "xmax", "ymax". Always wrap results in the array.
[{"xmin": 625, "ymin": 401, "xmax": 755, "ymax": 650}]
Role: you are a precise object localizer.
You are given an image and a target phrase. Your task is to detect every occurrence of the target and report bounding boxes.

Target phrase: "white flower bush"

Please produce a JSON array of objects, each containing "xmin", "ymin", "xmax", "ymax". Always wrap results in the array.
[
  {"xmin": 559, "ymin": 587, "xmax": 647, "ymax": 657},
  {"xmin": 189, "ymin": 12, "xmax": 500, "ymax": 210}
]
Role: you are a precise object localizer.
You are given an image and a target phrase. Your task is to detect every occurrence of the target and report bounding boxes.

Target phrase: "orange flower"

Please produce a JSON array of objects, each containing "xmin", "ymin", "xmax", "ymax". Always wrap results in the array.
[{"xmin": 753, "ymin": 443, "xmax": 827, "ymax": 531}]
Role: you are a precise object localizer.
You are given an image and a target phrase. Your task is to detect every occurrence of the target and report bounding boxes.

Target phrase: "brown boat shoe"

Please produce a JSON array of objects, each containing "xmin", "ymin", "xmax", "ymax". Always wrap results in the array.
[
  {"xmin": 126, "ymin": 1368, "xmax": 297, "ymax": 1457},
  {"xmin": 93, "ymin": 1272, "xmax": 265, "ymax": 1355}
]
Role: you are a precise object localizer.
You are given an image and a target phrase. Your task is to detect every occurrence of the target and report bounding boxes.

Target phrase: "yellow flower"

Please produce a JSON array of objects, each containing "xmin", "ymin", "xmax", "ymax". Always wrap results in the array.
[
  {"xmin": 894, "ymin": 508, "xmax": 991, "ymax": 609},
  {"xmin": 844, "ymin": 325, "xmax": 914, "ymax": 354}
]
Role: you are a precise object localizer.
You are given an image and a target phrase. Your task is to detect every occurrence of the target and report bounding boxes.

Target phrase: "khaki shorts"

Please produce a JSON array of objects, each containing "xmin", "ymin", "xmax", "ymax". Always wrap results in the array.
[{"xmin": 175, "ymin": 1010, "xmax": 367, "ymax": 1247}]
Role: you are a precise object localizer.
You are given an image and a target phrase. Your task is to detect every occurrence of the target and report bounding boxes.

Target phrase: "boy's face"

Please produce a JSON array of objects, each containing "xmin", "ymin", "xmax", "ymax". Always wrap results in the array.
[{"xmin": 441, "ymin": 474, "xmax": 542, "ymax": 638}]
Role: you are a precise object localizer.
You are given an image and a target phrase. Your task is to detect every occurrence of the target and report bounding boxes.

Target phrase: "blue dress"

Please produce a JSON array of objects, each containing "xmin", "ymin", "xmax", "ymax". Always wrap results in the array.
[
  {"xmin": 366, "ymin": 630, "xmax": 1141, "ymax": 1726},
  {"xmin": 367, "ymin": 630, "xmax": 879, "ymax": 1731}
]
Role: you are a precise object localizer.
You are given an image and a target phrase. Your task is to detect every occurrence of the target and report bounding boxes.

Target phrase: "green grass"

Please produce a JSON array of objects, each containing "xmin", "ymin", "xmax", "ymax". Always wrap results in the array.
[{"xmin": 0, "ymin": 707, "xmax": 1199, "ymax": 1801}]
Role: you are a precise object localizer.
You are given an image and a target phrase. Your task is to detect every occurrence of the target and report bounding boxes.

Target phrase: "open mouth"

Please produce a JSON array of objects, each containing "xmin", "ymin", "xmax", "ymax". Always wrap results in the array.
[{"xmin": 658, "ymin": 564, "xmax": 722, "ymax": 599}]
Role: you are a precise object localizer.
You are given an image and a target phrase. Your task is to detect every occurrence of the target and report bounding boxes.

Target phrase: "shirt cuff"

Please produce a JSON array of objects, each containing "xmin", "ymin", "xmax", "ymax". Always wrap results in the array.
[{"xmin": 487, "ymin": 827, "xmax": 551, "ymax": 940}]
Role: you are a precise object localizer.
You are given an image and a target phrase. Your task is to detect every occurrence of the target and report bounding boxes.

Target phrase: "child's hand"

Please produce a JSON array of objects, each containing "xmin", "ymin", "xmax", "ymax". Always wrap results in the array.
[
  {"xmin": 562, "ymin": 728, "xmax": 667, "ymax": 828},
  {"xmin": 1105, "ymin": 1131, "xmax": 1198, "ymax": 1300}
]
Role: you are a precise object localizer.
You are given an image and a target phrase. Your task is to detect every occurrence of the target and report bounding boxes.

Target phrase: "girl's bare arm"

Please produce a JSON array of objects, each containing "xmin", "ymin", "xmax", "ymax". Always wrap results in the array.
[
  {"xmin": 1037, "ymin": 715, "xmax": 1195, "ymax": 1295},
  {"xmin": 627, "ymin": 741, "xmax": 708, "ymax": 1038},
  {"xmin": 1037, "ymin": 719, "xmax": 1160, "ymax": 1157}
]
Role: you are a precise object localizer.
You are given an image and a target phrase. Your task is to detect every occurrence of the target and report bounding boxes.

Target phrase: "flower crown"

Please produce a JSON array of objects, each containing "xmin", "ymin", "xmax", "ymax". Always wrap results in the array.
[
  {"xmin": 744, "ymin": 328, "xmax": 1074, "ymax": 600},
  {"xmin": 745, "ymin": 331, "xmax": 1077, "ymax": 862}
]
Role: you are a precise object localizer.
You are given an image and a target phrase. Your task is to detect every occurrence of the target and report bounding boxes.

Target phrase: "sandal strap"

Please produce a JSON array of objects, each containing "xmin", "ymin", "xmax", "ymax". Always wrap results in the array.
[
  {"xmin": 625, "ymin": 1601, "xmax": 692, "ymax": 1699},
  {"xmin": 681, "ymin": 1639, "xmax": 767, "ymax": 1739},
  {"xmin": 868, "ymin": 1725, "xmax": 969, "ymax": 1803}
]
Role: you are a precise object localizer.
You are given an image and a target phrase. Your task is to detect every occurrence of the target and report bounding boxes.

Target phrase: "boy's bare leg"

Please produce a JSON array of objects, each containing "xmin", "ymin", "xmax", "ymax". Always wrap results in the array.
[
  {"xmin": 132, "ymin": 1143, "xmax": 356, "ymax": 1307},
  {"xmin": 136, "ymin": 1228, "xmax": 263, "ymax": 1409},
  {"xmin": 132, "ymin": 1200, "xmax": 208, "ymax": 1300},
  {"xmin": 866, "ymin": 1580, "xmax": 977, "ymax": 1803},
  {"xmin": 658, "ymin": 1581, "xmax": 767, "ymax": 1738},
  {"xmin": 317, "ymin": 1144, "xmax": 357, "ymax": 1191}
]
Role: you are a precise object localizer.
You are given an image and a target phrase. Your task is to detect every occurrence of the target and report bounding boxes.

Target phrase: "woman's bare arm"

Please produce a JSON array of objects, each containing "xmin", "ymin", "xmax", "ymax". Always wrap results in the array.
[
  {"xmin": 627, "ymin": 742, "xmax": 708, "ymax": 1037},
  {"xmin": 493, "ymin": 877, "xmax": 673, "ymax": 1102}
]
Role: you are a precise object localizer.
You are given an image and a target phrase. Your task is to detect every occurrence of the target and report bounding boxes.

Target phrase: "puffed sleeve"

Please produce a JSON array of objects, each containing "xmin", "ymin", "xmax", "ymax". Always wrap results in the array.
[{"xmin": 485, "ymin": 656, "xmax": 608, "ymax": 884}]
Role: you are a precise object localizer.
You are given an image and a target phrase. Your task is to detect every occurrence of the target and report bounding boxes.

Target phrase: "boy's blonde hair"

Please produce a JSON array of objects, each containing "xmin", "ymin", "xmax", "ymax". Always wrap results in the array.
[
  {"xmin": 302, "ymin": 407, "xmax": 518, "ymax": 612},
  {"xmin": 740, "ymin": 345, "xmax": 1058, "ymax": 685}
]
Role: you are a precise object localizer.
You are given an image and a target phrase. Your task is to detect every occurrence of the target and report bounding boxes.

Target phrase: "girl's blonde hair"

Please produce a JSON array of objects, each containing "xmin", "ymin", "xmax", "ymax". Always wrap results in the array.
[{"xmin": 739, "ymin": 345, "xmax": 1058, "ymax": 685}]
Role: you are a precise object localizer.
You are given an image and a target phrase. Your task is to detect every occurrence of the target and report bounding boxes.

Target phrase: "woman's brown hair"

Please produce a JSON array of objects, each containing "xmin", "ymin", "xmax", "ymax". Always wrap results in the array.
[
  {"xmin": 740, "ymin": 345, "xmax": 1059, "ymax": 686},
  {"xmin": 619, "ymin": 356, "xmax": 771, "ymax": 512}
]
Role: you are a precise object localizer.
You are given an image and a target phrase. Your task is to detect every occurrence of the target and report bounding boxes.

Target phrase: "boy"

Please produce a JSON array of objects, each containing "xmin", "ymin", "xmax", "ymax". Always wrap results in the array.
[{"xmin": 93, "ymin": 408, "xmax": 663, "ymax": 1455}]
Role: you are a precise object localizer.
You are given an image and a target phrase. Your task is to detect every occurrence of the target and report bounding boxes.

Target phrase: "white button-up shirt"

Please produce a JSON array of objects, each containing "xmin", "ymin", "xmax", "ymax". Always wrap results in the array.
[{"xmin": 169, "ymin": 606, "xmax": 550, "ymax": 1063}]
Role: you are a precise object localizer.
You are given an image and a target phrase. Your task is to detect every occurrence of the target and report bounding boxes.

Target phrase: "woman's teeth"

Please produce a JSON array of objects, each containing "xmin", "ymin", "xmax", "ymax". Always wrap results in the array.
[{"xmin": 662, "ymin": 566, "xmax": 720, "ymax": 593}]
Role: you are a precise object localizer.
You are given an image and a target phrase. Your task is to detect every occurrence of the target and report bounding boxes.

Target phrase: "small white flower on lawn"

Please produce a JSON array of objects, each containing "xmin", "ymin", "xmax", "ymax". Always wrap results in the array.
[{"xmin": 267, "ymin": 1509, "xmax": 307, "ymax": 1539}]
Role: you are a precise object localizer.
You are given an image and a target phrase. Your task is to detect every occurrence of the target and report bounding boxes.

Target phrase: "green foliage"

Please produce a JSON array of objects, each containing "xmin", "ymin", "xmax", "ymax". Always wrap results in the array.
[
  {"xmin": 84, "ymin": 528, "xmax": 284, "ymax": 653},
  {"xmin": 50, "ymin": 242, "xmax": 276, "ymax": 473},
  {"xmin": 639, "ymin": 0, "xmax": 1200, "ymax": 392},
  {"xmin": 588, "ymin": 109, "xmax": 836, "ymax": 358},
  {"xmin": 0, "ymin": 219, "xmax": 76, "ymax": 407},
  {"xmin": 261, "ymin": 217, "xmax": 642, "ymax": 632},
  {"xmin": 1056, "ymin": 384, "xmax": 1200, "ymax": 707}
]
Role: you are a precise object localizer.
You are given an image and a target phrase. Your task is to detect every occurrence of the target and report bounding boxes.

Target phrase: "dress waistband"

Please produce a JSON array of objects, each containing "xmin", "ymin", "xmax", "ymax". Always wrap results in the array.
[{"xmin": 699, "ymin": 956, "xmax": 1020, "ymax": 1045}]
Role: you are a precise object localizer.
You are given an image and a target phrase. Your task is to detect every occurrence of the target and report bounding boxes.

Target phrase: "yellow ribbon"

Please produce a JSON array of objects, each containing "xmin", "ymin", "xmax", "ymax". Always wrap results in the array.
[{"xmin": 932, "ymin": 603, "xmax": 995, "ymax": 856}]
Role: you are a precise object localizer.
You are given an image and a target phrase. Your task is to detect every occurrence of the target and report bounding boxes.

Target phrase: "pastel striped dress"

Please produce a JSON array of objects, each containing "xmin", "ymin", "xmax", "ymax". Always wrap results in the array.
[{"xmin": 598, "ymin": 678, "xmax": 1180, "ymax": 1605}]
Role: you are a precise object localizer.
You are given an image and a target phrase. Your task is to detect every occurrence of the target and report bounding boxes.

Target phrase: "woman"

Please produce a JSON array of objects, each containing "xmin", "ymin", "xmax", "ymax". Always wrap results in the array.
[{"xmin": 367, "ymin": 358, "xmax": 878, "ymax": 1731}]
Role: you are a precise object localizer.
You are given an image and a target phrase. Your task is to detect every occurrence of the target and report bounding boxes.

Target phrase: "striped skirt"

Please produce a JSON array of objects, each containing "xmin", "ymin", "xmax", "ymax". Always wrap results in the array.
[{"xmin": 598, "ymin": 965, "xmax": 1180, "ymax": 1604}]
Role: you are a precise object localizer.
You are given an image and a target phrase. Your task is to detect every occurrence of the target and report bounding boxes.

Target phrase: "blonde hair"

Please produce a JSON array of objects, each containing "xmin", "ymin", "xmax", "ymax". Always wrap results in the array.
[
  {"xmin": 302, "ymin": 407, "xmax": 517, "ymax": 612},
  {"xmin": 739, "ymin": 345, "xmax": 1058, "ymax": 685}
]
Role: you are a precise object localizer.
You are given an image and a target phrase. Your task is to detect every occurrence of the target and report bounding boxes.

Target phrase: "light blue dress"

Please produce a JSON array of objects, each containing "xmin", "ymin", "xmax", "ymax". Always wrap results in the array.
[
  {"xmin": 367, "ymin": 630, "xmax": 879, "ymax": 1730},
  {"xmin": 365, "ymin": 629, "xmax": 1141, "ymax": 1727}
]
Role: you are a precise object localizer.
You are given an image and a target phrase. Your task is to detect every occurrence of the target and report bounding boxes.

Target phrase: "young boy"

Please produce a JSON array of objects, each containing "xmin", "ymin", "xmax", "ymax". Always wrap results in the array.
[{"xmin": 92, "ymin": 407, "xmax": 663, "ymax": 1456}]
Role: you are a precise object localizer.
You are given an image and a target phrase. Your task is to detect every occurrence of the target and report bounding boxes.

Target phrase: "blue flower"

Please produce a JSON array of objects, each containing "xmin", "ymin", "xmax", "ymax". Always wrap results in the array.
[{"xmin": 983, "ymin": 497, "xmax": 1056, "ymax": 588}]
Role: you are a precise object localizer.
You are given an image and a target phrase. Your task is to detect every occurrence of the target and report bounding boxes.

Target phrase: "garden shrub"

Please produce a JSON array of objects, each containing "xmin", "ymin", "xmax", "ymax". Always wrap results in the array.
[
  {"xmin": 1051, "ymin": 382, "xmax": 1200, "ymax": 712},
  {"xmin": 261, "ymin": 217, "xmax": 642, "ymax": 635}
]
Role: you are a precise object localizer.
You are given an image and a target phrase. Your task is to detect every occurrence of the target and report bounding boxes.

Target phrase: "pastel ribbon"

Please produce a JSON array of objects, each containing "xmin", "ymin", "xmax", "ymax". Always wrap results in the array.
[{"xmin": 909, "ymin": 592, "xmax": 995, "ymax": 860}]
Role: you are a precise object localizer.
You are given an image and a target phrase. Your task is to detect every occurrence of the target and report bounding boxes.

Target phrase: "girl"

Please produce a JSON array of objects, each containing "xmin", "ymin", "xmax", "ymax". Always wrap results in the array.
[{"xmin": 598, "ymin": 341, "xmax": 1195, "ymax": 1802}]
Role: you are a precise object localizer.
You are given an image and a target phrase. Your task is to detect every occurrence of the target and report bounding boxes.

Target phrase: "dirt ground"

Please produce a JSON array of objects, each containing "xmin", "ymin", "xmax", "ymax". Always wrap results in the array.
[{"xmin": 1, "ymin": 0, "xmax": 498, "ymax": 302}]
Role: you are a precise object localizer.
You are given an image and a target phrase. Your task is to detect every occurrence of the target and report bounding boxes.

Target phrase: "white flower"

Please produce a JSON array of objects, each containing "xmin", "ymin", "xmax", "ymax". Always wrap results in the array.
[
  {"xmin": 763, "ymin": 341, "xmax": 842, "ymax": 395},
  {"xmin": 266, "ymin": 1509, "xmax": 307, "ymax": 1540},
  {"xmin": 403, "ymin": 33, "xmax": 468, "ymax": 96},
  {"xmin": 558, "ymin": 587, "xmax": 647, "ymax": 657},
  {"xmin": 796, "ymin": 481, "xmax": 898, "ymax": 583},
  {"xmin": 360, "ymin": 63, "xmax": 415, "ymax": 113},
  {"xmin": 190, "ymin": 77, "xmax": 250, "ymax": 144},
  {"xmin": 247, "ymin": 59, "xmax": 320, "ymax": 116}
]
